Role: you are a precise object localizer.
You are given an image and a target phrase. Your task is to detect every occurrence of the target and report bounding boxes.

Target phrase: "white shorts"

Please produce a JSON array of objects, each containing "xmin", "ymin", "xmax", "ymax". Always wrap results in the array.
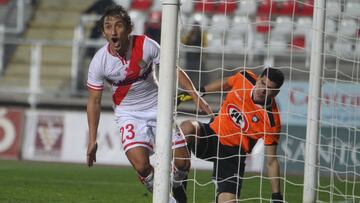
[{"xmin": 115, "ymin": 110, "xmax": 186, "ymax": 154}]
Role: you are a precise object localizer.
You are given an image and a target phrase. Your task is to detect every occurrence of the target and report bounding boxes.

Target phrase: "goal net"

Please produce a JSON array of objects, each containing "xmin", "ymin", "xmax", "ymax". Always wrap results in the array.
[{"xmin": 174, "ymin": 0, "xmax": 360, "ymax": 202}]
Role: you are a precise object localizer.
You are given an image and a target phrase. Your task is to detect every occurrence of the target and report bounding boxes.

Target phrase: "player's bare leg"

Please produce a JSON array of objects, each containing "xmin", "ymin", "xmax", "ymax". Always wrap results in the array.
[
  {"xmin": 180, "ymin": 120, "xmax": 201, "ymax": 152},
  {"xmin": 172, "ymin": 145, "xmax": 190, "ymax": 203},
  {"xmin": 125, "ymin": 146, "xmax": 153, "ymax": 192}
]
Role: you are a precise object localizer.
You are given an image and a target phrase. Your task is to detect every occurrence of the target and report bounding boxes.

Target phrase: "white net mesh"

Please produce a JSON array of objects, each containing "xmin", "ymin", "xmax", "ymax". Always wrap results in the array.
[{"xmin": 174, "ymin": 0, "xmax": 360, "ymax": 202}]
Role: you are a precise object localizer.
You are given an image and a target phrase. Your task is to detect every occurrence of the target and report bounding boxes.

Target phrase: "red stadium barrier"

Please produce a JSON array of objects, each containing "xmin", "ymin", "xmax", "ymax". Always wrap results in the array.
[{"xmin": 0, "ymin": 108, "xmax": 24, "ymax": 159}]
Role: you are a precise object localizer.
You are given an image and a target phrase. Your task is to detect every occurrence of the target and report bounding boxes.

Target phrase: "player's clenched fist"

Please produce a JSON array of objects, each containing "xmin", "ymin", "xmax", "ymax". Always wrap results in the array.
[{"xmin": 87, "ymin": 142, "xmax": 98, "ymax": 167}]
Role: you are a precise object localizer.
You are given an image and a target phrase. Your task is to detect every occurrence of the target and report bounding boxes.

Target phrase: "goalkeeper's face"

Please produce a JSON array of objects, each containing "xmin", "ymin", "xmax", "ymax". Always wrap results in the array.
[
  {"xmin": 102, "ymin": 16, "xmax": 132, "ymax": 53},
  {"xmin": 253, "ymin": 76, "xmax": 280, "ymax": 104}
]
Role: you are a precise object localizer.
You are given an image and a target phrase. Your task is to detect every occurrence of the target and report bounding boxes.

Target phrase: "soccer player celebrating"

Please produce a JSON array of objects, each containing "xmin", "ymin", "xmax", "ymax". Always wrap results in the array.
[
  {"xmin": 180, "ymin": 67, "xmax": 285, "ymax": 203},
  {"xmin": 86, "ymin": 5, "xmax": 213, "ymax": 202}
]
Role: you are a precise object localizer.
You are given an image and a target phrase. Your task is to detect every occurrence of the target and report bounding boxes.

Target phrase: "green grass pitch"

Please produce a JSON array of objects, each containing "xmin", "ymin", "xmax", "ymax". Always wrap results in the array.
[{"xmin": 0, "ymin": 160, "xmax": 358, "ymax": 203}]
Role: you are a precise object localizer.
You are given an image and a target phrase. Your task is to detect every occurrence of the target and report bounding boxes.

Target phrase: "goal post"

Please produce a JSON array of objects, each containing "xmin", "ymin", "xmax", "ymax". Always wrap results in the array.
[
  {"xmin": 153, "ymin": 0, "xmax": 180, "ymax": 203},
  {"xmin": 157, "ymin": 0, "xmax": 360, "ymax": 202},
  {"xmin": 303, "ymin": 0, "xmax": 326, "ymax": 202}
]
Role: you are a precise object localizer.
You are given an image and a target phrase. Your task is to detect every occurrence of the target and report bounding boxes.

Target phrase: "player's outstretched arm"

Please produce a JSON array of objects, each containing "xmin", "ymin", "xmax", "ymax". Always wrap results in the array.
[
  {"xmin": 86, "ymin": 89, "xmax": 102, "ymax": 167},
  {"xmin": 202, "ymin": 77, "xmax": 231, "ymax": 93},
  {"xmin": 177, "ymin": 67, "xmax": 214, "ymax": 116},
  {"xmin": 265, "ymin": 144, "xmax": 283, "ymax": 202}
]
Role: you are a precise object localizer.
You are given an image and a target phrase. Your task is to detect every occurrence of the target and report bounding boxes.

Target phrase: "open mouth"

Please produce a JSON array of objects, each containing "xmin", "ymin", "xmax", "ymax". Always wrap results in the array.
[{"xmin": 111, "ymin": 37, "xmax": 120, "ymax": 47}]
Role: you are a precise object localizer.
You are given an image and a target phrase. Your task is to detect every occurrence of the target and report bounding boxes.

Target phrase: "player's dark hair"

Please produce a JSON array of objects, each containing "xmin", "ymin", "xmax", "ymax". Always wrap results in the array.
[
  {"xmin": 99, "ymin": 5, "xmax": 133, "ymax": 32},
  {"xmin": 260, "ymin": 67, "xmax": 284, "ymax": 88}
]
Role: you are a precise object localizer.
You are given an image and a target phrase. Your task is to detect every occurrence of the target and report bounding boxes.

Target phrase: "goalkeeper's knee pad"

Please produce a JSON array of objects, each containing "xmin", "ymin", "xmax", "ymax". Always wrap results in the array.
[
  {"xmin": 138, "ymin": 170, "xmax": 154, "ymax": 192},
  {"xmin": 172, "ymin": 167, "xmax": 188, "ymax": 188}
]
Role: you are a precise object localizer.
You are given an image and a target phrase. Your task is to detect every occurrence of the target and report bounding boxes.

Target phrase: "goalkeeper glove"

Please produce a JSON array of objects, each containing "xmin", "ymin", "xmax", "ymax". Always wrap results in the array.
[
  {"xmin": 176, "ymin": 87, "xmax": 206, "ymax": 105},
  {"xmin": 271, "ymin": 192, "xmax": 283, "ymax": 203}
]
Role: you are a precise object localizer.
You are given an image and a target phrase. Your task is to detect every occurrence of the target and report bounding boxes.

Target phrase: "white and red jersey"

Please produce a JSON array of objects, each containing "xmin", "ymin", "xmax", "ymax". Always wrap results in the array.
[{"xmin": 87, "ymin": 35, "xmax": 160, "ymax": 113}]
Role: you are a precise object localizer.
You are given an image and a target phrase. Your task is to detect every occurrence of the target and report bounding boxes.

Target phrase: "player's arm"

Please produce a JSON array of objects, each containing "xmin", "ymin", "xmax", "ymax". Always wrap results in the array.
[
  {"xmin": 265, "ymin": 144, "xmax": 283, "ymax": 202},
  {"xmin": 86, "ymin": 88, "xmax": 102, "ymax": 167},
  {"xmin": 202, "ymin": 77, "xmax": 232, "ymax": 93},
  {"xmin": 177, "ymin": 67, "xmax": 213, "ymax": 115}
]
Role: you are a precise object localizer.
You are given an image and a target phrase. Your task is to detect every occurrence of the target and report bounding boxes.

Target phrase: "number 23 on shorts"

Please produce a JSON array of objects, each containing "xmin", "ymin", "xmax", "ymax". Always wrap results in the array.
[{"xmin": 120, "ymin": 123, "xmax": 135, "ymax": 144}]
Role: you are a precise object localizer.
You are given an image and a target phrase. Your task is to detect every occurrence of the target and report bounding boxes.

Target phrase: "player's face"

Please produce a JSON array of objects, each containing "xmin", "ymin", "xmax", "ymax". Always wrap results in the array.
[
  {"xmin": 253, "ymin": 76, "xmax": 279, "ymax": 104},
  {"xmin": 102, "ymin": 16, "xmax": 131, "ymax": 53}
]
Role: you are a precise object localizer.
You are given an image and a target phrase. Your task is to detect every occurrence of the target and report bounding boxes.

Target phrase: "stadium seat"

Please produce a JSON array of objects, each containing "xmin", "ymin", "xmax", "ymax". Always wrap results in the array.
[
  {"xmin": 113, "ymin": 0, "xmax": 131, "ymax": 9},
  {"xmin": 194, "ymin": 0, "xmax": 216, "ymax": 14},
  {"xmin": 299, "ymin": 0, "xmax": 313, "ymax": 16},
  {"xmin": 226, "ymin": 31, "xmax": 246, "ymax": 53},
  {"xmin": 272, "ymin": 16, "xmax": 293, "ymax": 36},
  {"xmin": 208, "ymin": 14, "xmax": 230, "ymax": 36},
  {"xmin": 269, "ymin": 37, "xmax": 288, "ymax": 54},
  {"xmin": 338, "ymin": 19, "xmax": 358, "ymax": 37},
  {"xmin": 255, "ymin": 15, "xmax": 271, "ymax": 34},
  {"xmin": 226, "ymin": 16, "xmax": 253, "ymax": 53},
  {"xmin": 235, "ymin": 0, "xmax": 257, "ymax": 16},
  {"xmin": 216, "ymin": 0, "xmax": 237, "ymax": 14},
  {"xmin": 253, "ymin": 34, "xmax": 266, "ymax": 53},
  {"xmin": 326, "ymin": 1, "xmax": 341, "ymax": 18},
  {"xmin": 131, "ymin": 0, "xmax": 153, "ymax": 11},
  {"xmin": 207, "ymin": 33, "xmax": 224, "ymax": 51},
  {"xmin": 294, "ymin": 17, "xmax": 312, "ymax": 36},
  {"xmin": 231, "ymin": 16, "xmax": 251, "ymax": 34},
  {"xmin": 128, "ymin": 10, "xmax": 147, "ymax": 35},
  {"xmin": 180, "ymin": 0, "xmax": 194, "ymax": 14},
  {"xmin": 325, "ymin": 19, "xmax": 336, "ymax": 36},
  {"xmin": 187, "ymin": 13, "xmax": 209, "ymax": 28},
  {"xmin": 333, "ymin": 39, "xmax": 354, "ymax": 58},
  {"xmin": 291, "ymin": 35, "xmax": 305, "ymax": 50},
  {"xmin": 257, "ymin": 0, "xmax": 277, "ymax": 15},
  {"xmin": 151, "ymin": 0, "xmax": 161, "ymax": 11},
  {"xmin": 276, "ymin": 0, "xmax": 296, "ymax": 16},
  {"xmin": 344, "ymin": 2, "xmax": 360, "ymax": 18}
]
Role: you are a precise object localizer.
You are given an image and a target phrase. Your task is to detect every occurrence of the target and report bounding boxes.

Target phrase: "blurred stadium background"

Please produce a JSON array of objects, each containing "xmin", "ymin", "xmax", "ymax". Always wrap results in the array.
[{"xmin": 0, "ymin": 0, "xmax": 359, "ymax": 202}]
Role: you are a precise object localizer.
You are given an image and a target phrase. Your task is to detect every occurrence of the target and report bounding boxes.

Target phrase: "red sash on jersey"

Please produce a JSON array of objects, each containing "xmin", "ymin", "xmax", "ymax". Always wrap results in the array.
[{"xmin": 113, "ymin": 35, "xmax": 145, "ymax": 105}]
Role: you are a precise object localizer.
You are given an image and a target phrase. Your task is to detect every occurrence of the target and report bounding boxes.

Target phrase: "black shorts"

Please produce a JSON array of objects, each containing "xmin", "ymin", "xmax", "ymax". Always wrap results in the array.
[{"xmin": 188, "ymin": 121, "xmax": 247, "ymax": 197}]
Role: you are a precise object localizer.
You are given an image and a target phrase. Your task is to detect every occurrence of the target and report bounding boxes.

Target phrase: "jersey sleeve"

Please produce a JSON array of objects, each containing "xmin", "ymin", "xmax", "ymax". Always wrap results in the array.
[
  {"xmin": 227, "ymin": 72, "xmax": 242, "ymax": 87},
  {"xmin": 87, "ymin": 54, "xmax": 105, "ymax": 91},
  {"xmin": 144, "ymin": 36, "xmax": 160, "ymax": 65},
  {"xmin": 263, "ymin": 131, "xmax": 280, "ymax": 145}
]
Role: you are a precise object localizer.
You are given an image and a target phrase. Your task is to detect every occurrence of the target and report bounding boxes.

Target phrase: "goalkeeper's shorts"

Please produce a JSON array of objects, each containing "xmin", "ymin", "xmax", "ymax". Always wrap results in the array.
[{"xmin": 191, "ymin": 121, "xmax": 246, "ymax": 197}]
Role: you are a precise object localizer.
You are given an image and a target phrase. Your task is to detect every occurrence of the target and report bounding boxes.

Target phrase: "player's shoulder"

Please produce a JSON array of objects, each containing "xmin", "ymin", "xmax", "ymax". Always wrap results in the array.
[
  {"xmin": 238, "ymin": 68, "xmax": 257, "ymax": 78},
  {"xmin": 92, "ymin": 44, "xmax": 108, "ymax": 59},
  {"xmin": 143, "ymin": 35, "xmax": 160, "ymax": 48},
  {"xmin": 89, "ymin": 44, "xmax": 109, "ymax": 68},
  {"xmin": 131, "ymin": 35, "xmax": 160, "ymax": 51},
  {"xmin": 231, "ymin": 68, "xmax": 257, "ymax": 85}
]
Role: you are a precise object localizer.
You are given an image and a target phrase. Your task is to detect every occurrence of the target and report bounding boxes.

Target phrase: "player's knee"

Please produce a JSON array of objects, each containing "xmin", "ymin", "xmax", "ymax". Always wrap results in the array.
[
  {"xmin": 133, "ymin": 163, "xmax": 152, "ymax": 177},
  {"xmin": 180, "ymin": 120, "xmax": 198, "ymax": 143},
  {"xmin": 180, "ymin": 120, "xmax": 196, "ymax": 135},
  {"xmin": 174, "ymin": 158, "xmax": 190, "ymax": 172}
]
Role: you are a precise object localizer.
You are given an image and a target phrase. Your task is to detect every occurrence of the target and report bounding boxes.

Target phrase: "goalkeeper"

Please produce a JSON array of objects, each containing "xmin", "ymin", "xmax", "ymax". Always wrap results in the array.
[{"xmin": 180, "ymin": 67, "xmax": 285, "ymax": 203}]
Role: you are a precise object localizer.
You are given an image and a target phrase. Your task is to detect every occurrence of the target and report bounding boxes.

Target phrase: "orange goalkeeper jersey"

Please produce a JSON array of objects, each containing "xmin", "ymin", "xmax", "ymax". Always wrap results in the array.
[{"xmin": 210, "ymin": 70, "xmax": 281, "ymax": 153}]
